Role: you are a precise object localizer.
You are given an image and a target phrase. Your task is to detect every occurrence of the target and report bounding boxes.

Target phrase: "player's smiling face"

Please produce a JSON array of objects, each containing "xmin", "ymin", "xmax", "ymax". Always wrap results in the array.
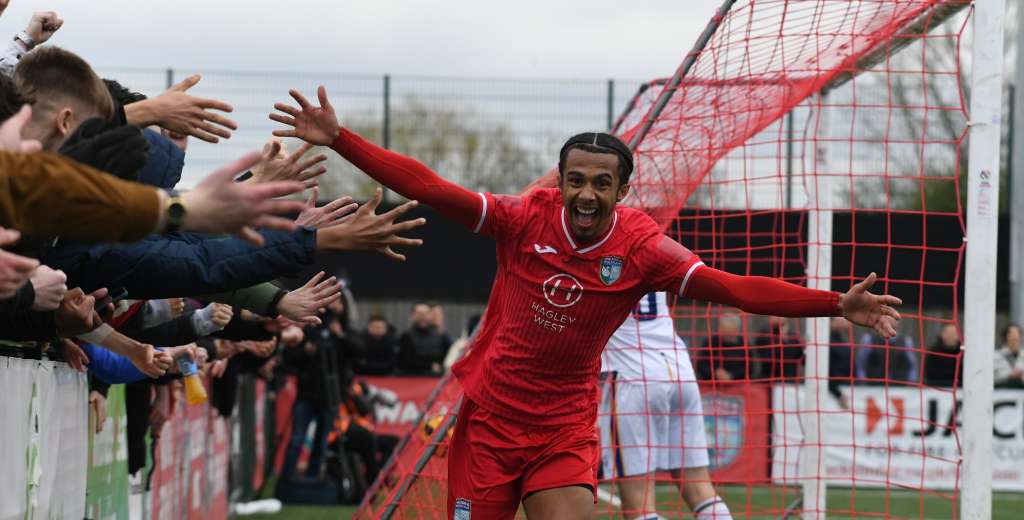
[{"xmin": 559, "ymin": 148, "xmax": 630, "ymax": 244}]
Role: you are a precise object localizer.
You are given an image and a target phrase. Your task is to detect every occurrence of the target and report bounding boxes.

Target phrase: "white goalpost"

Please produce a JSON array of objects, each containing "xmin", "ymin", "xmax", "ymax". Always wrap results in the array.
[{"xmin": 962, "ymin": 0, "xmax": 1006, "ymax": 518}]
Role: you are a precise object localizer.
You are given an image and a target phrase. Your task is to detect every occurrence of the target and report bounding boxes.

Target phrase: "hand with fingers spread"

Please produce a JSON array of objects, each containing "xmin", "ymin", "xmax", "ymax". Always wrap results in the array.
[
  {"xmin": 296, "ymin": 188, "xmax": 358, "ymax": 229},
  {"xmin": 277, "ymin": 271, "xmax": 342, "ymax": 325},
  {"xmin": 270, "ymin": 86, "xmax": 341, "ymax": 146},
  {"xmin": 125, "ymin": 74, "xmax": 238, "ymax": 143},
  {"xmin": 838, "ymin": 272, "xmax": 903, "ymax": 338},
  {"xmin": 250, "ymin": 139, "xmax": 328, "ymax": 188},
  {"xmin": 55, "ymin": 287, "xmax": 106, "ymax": 337},
  {"xmin": 0, "ymin": 105, "xmax": 42, "ymax": 152},
  {"xmin": 178, "ymin": 151, "xmax": 306, "ymax": 245},
  {"xmin": 315, "ymin": 188, "xmax": 425, "ymax": 260},
  {"xmin": 29, "ymin": 265, "xmax": 67, "ymax": 311}
]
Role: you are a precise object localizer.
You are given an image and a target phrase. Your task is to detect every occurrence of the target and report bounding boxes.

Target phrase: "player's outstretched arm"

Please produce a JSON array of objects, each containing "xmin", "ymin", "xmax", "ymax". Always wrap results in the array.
[
  {"xmin": 686, "ymin": 267, "xmax": 901, "ymax": 338},
  {"xmin": 270, "ymin": 86, "xmax": 483, "ymax": 230}
]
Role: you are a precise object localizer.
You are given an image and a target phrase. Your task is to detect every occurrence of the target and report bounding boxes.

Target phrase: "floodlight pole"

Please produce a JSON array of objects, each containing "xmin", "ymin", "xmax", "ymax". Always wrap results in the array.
[
  {"xmin": 801, "ymin": 93, "xmax": 831, "ymax": 520},
  {"xmin": 962, "ymin": 0, "xmax": 1005, "ymax": 518}
]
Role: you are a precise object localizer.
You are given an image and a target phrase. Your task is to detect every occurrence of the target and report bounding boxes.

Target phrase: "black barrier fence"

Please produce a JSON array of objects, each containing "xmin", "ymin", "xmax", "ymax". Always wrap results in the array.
[{"xmin": 304, "ymin": 204, "xmax": 1006, "ymax": 308}]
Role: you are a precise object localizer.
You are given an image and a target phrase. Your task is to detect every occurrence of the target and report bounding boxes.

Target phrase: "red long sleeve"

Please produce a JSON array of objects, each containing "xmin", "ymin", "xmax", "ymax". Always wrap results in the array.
[
  {"xmin": 330, "ymin": 128, "xmax": 483, "ymax": 230},
  {"xmin": 685, "ymin": 266, "xmax": 841, "ymax": 317}
]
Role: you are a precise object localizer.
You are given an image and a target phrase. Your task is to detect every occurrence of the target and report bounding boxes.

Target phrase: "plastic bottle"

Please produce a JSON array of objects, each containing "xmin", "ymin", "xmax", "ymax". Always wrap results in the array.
[{"xmin": 177, "ymin": 355, "xmax": 208, "ymax": 405}]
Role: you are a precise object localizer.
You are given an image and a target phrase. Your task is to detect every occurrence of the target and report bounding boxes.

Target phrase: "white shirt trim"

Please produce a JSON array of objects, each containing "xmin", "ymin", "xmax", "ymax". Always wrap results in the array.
[
  {"xmin": 678, "ymin": 261, "xmax": 705, "ymax": 296},
  {"xmin": 560, "ymin": 207, "xmax": 619, "ymax": 254},
  {"xmin": 578, "ymin": 212, "xmax": 618, "ymax": 254},
  {"xmin": 560, "ymin": 207, "xmax": 578, "ymax": 249},
  {"xmin": 473, "ymin": 192, "xmax": 488, "ymax": 233}
]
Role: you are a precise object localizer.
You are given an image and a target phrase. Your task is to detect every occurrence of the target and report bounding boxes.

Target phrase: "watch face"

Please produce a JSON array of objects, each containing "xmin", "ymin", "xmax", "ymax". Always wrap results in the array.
[{"xmin": 168, "ymin": 202, "xmax": 186, "ymax": 220}]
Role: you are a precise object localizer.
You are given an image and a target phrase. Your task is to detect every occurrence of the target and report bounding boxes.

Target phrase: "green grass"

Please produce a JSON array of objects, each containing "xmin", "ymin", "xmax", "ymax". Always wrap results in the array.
[
  {"xmin": 257, "ymin": 485, "xmax": 1024, "ymax": 519},
  {"xmin": 591, "ymin": 485, "xmax": 1024, "ymax": 520},
  {"xmin": 259, "ymin": 505, "xmax": 357, "ymax": 519}
]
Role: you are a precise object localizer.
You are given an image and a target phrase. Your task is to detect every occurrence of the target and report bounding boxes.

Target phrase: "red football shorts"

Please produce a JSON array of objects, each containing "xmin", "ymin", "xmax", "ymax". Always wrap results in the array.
[{"xmin": 446, "ymin": 398, "xmax": 599, "ymax": 520}]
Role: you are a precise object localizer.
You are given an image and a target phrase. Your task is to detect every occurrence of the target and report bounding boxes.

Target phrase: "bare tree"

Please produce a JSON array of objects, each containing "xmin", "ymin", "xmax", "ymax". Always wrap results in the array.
[{"xmin": 311, "ymin": 96, "xmax": 547, "ymax": 201}]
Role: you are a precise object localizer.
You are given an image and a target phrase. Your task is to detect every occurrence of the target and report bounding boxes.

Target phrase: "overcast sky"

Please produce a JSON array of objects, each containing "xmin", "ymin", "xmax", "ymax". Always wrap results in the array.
[{"xmin": 1, "ymin": 0, "xmax": 723, "ymax": 79}]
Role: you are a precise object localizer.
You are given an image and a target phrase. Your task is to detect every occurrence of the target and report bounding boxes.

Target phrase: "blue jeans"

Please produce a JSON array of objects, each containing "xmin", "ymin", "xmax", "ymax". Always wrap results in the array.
[{"xmin": 281, "ymin": 399, "xmax": 336, "ymax": 481}]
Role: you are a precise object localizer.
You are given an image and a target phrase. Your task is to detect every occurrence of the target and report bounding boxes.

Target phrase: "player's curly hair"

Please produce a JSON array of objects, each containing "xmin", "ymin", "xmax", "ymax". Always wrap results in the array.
[{"xmin": 558, "ymin": 132, "xmax": 635, "ymax": 185}]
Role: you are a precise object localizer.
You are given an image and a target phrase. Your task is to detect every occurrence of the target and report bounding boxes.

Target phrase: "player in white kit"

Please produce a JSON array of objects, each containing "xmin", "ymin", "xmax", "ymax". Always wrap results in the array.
[{"xmin": 600, "ymin": 291, "xmax": 733, "ymax": 520}]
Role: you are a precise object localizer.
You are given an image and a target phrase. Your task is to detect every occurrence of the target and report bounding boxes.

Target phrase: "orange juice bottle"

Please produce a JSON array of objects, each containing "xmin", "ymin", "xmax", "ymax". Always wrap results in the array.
[{"xmin": 176, "ymin": 356, "xmax": 208, "ymax": 405}]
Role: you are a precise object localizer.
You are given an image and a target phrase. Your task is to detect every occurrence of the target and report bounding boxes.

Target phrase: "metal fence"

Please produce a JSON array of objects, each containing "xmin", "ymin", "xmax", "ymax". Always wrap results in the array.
[{"xmin": 97, "ymin": 67, "xmax": 644, "ymax": 195}]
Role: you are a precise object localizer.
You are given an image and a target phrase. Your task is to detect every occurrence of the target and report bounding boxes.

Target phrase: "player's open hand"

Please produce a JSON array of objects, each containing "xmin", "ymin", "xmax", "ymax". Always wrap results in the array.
[
  {"xmin": 270, "ymin": 86, "xmax": 341, "ymax": 146},
  {"xmin": 838, "ymin": 273, "xmax": 902, "ymax": 338},
  {"xmin": 315, "ymin": 188, "xmax": 425, "ymax": 260}
]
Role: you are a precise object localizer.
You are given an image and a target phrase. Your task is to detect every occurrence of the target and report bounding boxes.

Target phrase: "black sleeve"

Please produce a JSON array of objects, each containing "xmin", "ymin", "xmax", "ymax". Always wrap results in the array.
[
  {"xmin": 89, "ymin": 374, "xmax": 111, "ymax": 398},
  {"xmin": 232, "ymin": 350, "xmax": 275, "ymax": 373},
  {"xmin": 280, "ymin": 342, "xmax": 310, "ymax": 370},
  {"xmin": 122, "ymin": 310, "xmax": 203, "ymax": 346},
  {"xmin": 211, "ymin": 315, "xmax": 274, "ymax": 341},
  {"xmin": 13, "ymin": 282, "xmax": 35, "ymax": 309},
  {"xmin": 396, "ymin": 333, "xmax": 412, "ymax": 370},
  {"xmin": 0, "ymin": 300, "xmax": 58, "ymax": 342},
  {"xmin": 196, "ymin": 337, "xmax": 217, "ymax": 360}
]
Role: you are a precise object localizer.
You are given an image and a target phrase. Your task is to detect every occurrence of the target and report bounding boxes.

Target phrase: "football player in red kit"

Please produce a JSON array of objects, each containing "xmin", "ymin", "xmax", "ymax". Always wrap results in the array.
[{"xmin": 271, "ymin": 87, "xmax": 902, "ymax": 520}]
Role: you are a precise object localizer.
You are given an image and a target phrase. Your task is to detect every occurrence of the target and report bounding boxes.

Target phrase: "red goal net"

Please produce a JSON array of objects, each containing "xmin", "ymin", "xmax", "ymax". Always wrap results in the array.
[{"xmin": 356, "ymin": 1, "xmax": 975, "ymax": 518}]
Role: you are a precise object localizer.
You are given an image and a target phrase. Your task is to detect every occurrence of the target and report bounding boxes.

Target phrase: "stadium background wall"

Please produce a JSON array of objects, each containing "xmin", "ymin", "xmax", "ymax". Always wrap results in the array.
[{"xmin": 308, "ymin": 204, "xmax": 1011, "ymax": 316}]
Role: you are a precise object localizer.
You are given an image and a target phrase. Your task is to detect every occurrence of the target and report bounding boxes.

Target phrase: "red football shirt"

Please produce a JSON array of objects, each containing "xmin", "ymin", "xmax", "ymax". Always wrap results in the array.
[
  {"xmin": 329, "ymin": 127, "xmax": 838, "ymax": 425},
  {"xmin": 452, "ymin": 188, "xmax": 704, "ymax": 426}
]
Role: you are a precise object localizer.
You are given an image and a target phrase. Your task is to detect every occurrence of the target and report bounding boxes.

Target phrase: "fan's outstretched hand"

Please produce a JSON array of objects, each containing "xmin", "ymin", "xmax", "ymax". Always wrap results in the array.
[
  {"xmin": 839, "ymin": 272, "xmax": 902, "ymax": 338},
  {"xmin": 270, "ymin": 86, "xmax": 340, "ymax": 146}
]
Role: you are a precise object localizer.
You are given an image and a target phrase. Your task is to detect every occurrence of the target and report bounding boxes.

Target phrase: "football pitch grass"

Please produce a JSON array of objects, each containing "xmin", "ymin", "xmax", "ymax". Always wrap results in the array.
[
  {"xmin": 268, "ymin": 484, "xmax": 1023, "ymax": 519},
  {"xmin": 592, "ymin": 484, "xmax": 1023, "ymax": 520}
]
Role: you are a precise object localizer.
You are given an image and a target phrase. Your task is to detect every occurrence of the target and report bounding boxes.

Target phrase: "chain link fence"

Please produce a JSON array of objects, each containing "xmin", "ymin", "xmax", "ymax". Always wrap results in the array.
[{"xmin": 97, "ymin": 67, "xmax": 644, "ymax": 196}]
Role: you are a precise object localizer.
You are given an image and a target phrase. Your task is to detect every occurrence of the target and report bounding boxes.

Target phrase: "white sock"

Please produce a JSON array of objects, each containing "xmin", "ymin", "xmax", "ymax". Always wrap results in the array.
[{"xmin": 693, "ymin": 496, "xmax": 732, "ymax": 519}]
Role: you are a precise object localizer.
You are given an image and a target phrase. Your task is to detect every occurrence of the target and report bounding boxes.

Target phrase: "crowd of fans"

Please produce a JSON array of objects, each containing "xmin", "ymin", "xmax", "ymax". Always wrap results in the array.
[
  {"xmin": 2, "ymin": 4, "xmax": 1022, "ymax": 513},
  {"xmin": 692, "ymin": 312, "xmax": 1022, "ymax": 392},
  {"xmin": 0, "ymin": 4, "xmax": 435, "ymax": 509}
]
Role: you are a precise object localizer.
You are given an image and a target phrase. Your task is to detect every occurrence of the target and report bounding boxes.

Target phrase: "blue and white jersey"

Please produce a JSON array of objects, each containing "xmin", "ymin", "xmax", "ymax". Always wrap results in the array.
[{"xmin": 601, "ymin": 291, "xmax": 696, "ymax": 383}]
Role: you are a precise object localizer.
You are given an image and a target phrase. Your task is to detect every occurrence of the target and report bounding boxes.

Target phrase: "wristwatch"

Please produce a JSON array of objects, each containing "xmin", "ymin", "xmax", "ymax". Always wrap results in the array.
[
  {"xmin": 14, "ymin": 31, "xmax": 34, "ymax": 51},
  {"xmin": 164, "ymin": 193, "xmax": 187, "ymax": 233}
]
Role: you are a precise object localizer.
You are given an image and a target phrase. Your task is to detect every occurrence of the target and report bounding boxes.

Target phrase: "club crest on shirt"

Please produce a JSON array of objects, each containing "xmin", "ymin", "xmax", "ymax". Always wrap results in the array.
[
  {"xmin": 453, "ymin": 498, "xmax": 471, "ymax": 520},
  {"xmin": 599, "ymin": 256, "xmax": 624, "ymax": 286}
]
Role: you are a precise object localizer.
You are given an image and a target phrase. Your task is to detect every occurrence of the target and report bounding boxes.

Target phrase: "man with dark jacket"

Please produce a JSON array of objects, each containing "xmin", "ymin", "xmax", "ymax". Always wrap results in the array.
[
  {"xmin": 280, "ymin": 322, "xmax": 343, "ymax": 483},
  {"xmin": 696, "ymin": 312, "xmax": 752, "ymax": 381},
  {"xmin": 347, "ymin": 314, "xmax": 399, "ymax": 375},
  {"xmin": 751, "ymin": 316, "xmax": 805, "ymax": 381},
  {"xmin": 397, "ymin": 303, "xmax": 451, "ymax": 375}
]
